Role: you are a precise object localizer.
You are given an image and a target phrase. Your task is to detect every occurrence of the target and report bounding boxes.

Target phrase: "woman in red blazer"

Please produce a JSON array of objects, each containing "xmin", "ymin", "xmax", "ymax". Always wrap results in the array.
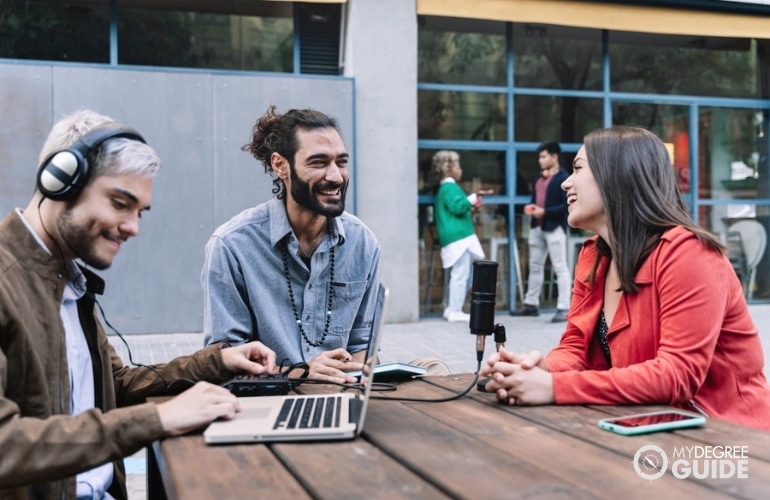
[{"xmin": 481, "ymin": 126, "xmax": 770, "ymax": 431}]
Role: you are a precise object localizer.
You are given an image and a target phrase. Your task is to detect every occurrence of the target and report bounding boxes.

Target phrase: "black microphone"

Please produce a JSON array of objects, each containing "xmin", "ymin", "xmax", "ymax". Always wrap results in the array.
[{"xmin": 469, "ymin": 260, "xmax": 498, "ymax": 363}]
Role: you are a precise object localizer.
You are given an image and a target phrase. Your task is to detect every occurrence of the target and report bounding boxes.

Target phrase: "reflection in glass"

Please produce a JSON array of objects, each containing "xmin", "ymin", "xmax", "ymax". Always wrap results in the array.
[
  {"xmin": 513, "ymin": 23, "xmax": 602, "ymax": 90},
  {"xmin": 418, "ymin": 25, "xmax": 506, "ymax": 86},
  {"xmin": 514, "ymin": 95, "xmax": 602, "ymax": 143},
  {"xmin": 418, "ymin": 149, "xmax": 507, "ymax": 198},
  {"xmin": 612, "ymin": 103, "xmax": 691, "ymax": 193},
  {"xmin": 0, "ymin": 1, "xmax": 109, "ymax": 63},
  {"xmin": 610, "ymin": 32, "xmax": 757, "ymax": 98},
  {"xmin": 474, "ymin": 204, "xmax": 511, "ymax": 311},
  {"xmin": 700, "ymin": 204, "xmax": 769, "ymax": 300},
  {"xmin": 118, "ymin": 7, "xmax": 293, "ymax": 71},
  {"xmin": 699, "ymin": 108, "xmax": 766, "ymax": 201},
  {"xmin": 419, "ymin": 91, "xmax": 507, "ymax": 141}
]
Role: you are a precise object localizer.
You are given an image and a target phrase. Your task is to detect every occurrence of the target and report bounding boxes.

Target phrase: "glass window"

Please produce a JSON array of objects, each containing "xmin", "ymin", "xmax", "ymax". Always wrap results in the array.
[
  {"xmin": 118, "ymin": 7, "xmax": 293, "ymax": 71},
  {"xmin": 610, "ymin": 31, "xmax": 757, "ymax": 98},
  {"xmin": 0, "ymin": 1, "xmax": 109, "ymax": 63},
  {"xmin": 418, "ymin": 17, "xmax": 506, "ymax": 86},
  {"xmin": 516, "ymin": 150, "xmax": 576, "ymax": 194},
  {"xmin": 612, "ymin": 103, "xmax": 691, "ymax": 194},
  {"xmin": 699, "ymin": 204, "xmax": 769, "ymax": 300},
  {"xmin": 699, "ymin": 107, "xmax": 768, "ymax": 202},
  {"xmin": 513, "ymin": 24, "xmax": 602, "ymax": 90},
  {"xmin": 418, "ymin": 149, "xmax": 505, "ymax": 197},
  {"xmin": 418, "ymin": 90, "xmax": 507, "ymax": 141},
  {"xmin": 514, "ymin": 95, "xmax": 602, "ymax": 143}
]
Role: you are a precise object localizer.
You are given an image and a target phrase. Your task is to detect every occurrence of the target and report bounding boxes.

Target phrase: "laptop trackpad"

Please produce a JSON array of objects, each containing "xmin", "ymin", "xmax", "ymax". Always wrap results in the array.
[{"xmin": 240, "ymin": 407, "xmax": 272, "ymax": 419}]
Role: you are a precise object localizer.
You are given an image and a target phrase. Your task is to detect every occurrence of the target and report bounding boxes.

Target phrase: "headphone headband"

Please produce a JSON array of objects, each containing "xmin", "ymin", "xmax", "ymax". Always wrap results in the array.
[{"xmin": 37, "ymin": 123, "xmax": 147, "ymax": 201}]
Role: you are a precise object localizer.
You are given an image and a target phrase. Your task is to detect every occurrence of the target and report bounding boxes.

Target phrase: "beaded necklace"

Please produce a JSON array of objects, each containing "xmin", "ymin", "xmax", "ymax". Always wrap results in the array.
[{"xmin": 281, "ymin": 239, "xmax": 335, "ymax": 348}]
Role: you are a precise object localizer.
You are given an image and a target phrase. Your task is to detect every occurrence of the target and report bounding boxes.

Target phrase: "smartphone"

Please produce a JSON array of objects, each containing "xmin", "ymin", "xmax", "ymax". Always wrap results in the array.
[{"xmin": 598, "ymin": 410, "xmax": 706, "ymax": 436}]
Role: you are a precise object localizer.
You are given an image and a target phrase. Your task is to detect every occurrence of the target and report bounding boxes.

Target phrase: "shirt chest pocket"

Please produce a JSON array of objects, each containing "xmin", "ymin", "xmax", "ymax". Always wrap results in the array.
[{"xmin": 329, "ymin": 280, "xmax": 368, "ymax": 335}]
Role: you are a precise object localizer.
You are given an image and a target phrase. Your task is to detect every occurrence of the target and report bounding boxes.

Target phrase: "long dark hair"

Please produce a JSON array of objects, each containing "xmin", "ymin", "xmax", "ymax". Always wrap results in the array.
[{"xmin": 584, "ymin": 126, "xmax": 725, "ymax": 292}]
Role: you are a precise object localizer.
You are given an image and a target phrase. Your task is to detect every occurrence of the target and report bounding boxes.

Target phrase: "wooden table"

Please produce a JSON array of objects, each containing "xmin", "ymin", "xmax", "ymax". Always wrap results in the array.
[{"xmin": 147, "ymin": 374, "xmax": 770, "ymax": 499}]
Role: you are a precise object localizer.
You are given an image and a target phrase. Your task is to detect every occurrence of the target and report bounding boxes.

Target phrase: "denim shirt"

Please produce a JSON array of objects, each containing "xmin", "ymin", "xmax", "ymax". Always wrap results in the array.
[{"xmin": 202, "ymin": 198, "xmax": 380, "ymax": 366}]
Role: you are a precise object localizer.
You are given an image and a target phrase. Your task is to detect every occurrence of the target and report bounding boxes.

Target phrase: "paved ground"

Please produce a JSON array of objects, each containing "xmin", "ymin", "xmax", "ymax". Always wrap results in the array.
[{"xmin": 114, "ymin": 304, "xmax": 770, "ymax": 500}]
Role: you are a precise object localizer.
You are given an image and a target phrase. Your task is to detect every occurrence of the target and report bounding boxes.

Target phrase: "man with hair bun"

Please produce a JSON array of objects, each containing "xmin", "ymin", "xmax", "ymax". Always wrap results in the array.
[{"xmin": 203, "ymin": 105, "xmax": 380, "ymax": 384}]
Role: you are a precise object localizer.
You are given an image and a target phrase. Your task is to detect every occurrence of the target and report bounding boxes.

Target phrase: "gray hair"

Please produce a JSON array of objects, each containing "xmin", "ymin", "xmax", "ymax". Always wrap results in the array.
[{"xmin": 38, "ymin": 109, "xmax": 161, "ymax": 186}]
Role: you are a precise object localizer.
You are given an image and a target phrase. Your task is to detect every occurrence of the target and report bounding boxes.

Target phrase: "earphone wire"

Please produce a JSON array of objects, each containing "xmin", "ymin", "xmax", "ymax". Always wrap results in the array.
[
  {"xmin": 37, "ymin": 197, "xmax": 173, "ymax": 392},
  {"xmin": 92, "ymin": 296, "xmax": 172, "ymax": 390}
]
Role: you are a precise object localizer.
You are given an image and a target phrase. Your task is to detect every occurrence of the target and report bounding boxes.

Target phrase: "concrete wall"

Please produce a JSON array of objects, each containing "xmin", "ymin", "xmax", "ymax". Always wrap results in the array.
[
  {"xmin": 0, "ymin": 0, "xmax": 421, "ymax": 333},
  {"xmin": 0, "ymin": 62, "xmax": 355, "ymax": 334},
  {"xmin": 345, "ymin": 0, "xmax": 419, "ymax": 322}
]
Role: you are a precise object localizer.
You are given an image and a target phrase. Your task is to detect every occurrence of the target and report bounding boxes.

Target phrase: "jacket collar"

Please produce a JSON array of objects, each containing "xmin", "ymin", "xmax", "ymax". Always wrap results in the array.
[
  {"xmin": 0, "ymin": 210, "xmax": 105, "ymax": 296},
  {"xmin": 575, "ymin": 228, "xmax": 685, "ymax": 335},
  {"xmin": 579, "ymin": 227, "xmax": 686, "ymax": 288}
]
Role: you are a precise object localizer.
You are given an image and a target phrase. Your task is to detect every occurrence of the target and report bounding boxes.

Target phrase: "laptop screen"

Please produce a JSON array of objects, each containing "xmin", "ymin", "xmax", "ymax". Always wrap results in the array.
[{"xmin": 353, "ymin": 284, "xmax": 389, "ymax": 434}]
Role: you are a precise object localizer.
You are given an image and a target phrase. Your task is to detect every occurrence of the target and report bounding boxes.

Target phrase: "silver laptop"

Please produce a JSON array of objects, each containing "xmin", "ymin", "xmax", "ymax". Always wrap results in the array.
[{"xmin": 203, "ymin": 284, "xmax": 388, "ymax": 444}]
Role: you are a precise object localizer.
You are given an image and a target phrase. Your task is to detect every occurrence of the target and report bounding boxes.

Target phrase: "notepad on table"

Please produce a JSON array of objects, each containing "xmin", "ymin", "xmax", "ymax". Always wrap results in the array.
[{"xmin": 348, "ymin": 361, "xmax": 427, "ymax": 381}]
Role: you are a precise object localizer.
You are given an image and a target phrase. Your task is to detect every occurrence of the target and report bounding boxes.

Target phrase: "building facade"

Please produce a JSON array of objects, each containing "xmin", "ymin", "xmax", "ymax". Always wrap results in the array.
[{"xmin": 0, "ymin": 0, "xmax": 768, "ymax": 333}]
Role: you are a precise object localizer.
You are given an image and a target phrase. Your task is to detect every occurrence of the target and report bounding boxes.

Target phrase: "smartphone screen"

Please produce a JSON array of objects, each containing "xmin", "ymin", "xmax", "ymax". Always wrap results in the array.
[
  {"xmin": 607, "ymin": 412, "xmax": 698, "ymax": 428},
  {"xmin": 598, "ymin": 410, "xmax": 706, "ymax": 435}
]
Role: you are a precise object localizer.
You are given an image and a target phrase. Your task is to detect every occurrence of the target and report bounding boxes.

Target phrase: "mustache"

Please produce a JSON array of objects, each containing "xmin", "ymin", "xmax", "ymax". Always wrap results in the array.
[
  {"xmin": 101, "ymin": 230, "xmax": 128, "ymax": 243},
  {"xmin": 314, "ymin": 180, "xmax": 348, "ymax": 192}
]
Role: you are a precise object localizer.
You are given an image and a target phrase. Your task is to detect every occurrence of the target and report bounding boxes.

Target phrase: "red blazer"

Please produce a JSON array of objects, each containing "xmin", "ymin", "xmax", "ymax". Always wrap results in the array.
[{"xmin": 547, "ymin": 226, "xmax": 770, "ymax": 431}]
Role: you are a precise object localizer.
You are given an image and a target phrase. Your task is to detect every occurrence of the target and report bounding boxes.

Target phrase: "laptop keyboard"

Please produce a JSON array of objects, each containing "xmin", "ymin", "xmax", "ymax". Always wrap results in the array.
[{"xmin": 274, "ymin": 395, "xmax": 343, "ymax": 430}]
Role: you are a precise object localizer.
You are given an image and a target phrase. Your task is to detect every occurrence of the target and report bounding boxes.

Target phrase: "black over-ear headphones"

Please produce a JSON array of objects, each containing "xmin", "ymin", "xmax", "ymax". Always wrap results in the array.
[{"xmin": 37, "ymin": 123, "xmax": 146, "ymax": 201}]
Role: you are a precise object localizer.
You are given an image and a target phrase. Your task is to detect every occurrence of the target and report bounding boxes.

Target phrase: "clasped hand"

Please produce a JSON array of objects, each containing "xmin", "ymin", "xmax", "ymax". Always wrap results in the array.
[
  {"xmin": 157, "ymin": 341, "xmax": 277, "ymax": 436},
  {"xmin": 478, "ymin": 348, "xmax": 555, "ymax": 406}
]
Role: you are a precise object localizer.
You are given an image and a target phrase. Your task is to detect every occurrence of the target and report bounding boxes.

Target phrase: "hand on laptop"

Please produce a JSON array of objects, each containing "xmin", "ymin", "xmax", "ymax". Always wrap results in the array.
[
  {"xmin": 157, "ymin": 381, "xmax": 242, "ymax": 436},
  {"xmin": 220, "ymin": 341, "xmax": 277, "ymax": 375},
  {"xmin": 307, "ymin": 348, "xmax": 364, "ymax": 384}
]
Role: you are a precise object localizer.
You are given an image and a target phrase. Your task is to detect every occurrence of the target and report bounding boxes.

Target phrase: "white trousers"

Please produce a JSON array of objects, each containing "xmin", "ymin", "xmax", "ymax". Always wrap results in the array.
[
  {"xmin": 447, "ymin": 249, "xmax": 473, "ymax": 312},
  {"xmin": 523, "ymin": 226, "xmax": 572, "ymax": 310}
]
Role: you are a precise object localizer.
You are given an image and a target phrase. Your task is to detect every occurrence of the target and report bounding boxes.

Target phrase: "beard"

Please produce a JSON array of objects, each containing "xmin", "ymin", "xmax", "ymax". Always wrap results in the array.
[
  {"xmin": 56, "ymin": 207, "xmax": 113, "ymax": 270},
  {"xmin": 289, "ymin": 164, "xmax": 347, "ymax": 217}
]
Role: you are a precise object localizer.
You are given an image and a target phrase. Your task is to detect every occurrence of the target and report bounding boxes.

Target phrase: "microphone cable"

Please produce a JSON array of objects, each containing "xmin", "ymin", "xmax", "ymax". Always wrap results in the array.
[{"xmin": 368, "ymin": 360, "xmax": 482, "ymax": 403}]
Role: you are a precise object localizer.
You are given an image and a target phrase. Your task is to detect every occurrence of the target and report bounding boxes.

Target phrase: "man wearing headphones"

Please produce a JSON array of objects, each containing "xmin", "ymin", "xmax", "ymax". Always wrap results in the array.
[
  {"xmin": 0, "ymin": 109, "xmax": 277, "ymax": 499},
  {"xmin": 202, "ymin": 105, "xmax": 380, "ymax": 384}
]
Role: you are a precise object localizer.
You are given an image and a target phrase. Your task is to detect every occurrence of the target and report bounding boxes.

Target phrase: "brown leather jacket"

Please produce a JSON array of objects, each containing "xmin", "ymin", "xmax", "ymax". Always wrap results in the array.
[{"xmin": 0, "ymin": 210, "xmax": 232, "ymax": 499}]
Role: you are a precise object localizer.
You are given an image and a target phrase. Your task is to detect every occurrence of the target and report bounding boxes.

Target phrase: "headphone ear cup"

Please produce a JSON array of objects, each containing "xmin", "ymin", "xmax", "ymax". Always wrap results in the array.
[
  {"xmin": 36, "ymin": 123, "xmax": 145, "ymax": 201},
  {"xmin": 37, "ymin": 147, "xmax": 89, "ymax": 201}
]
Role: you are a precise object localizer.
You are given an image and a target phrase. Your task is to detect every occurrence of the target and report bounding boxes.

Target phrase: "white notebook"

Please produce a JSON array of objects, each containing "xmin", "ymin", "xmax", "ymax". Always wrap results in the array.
[{"xmin": 348, "ymin": 361, "xmax": 427, "ymax": 381}]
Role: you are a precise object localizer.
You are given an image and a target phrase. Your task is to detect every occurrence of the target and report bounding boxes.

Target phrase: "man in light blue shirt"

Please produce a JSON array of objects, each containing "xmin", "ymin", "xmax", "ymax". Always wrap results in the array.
[{"xmin": 203, "ymin": 105, "xmax": 380, "ymax": 384}]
